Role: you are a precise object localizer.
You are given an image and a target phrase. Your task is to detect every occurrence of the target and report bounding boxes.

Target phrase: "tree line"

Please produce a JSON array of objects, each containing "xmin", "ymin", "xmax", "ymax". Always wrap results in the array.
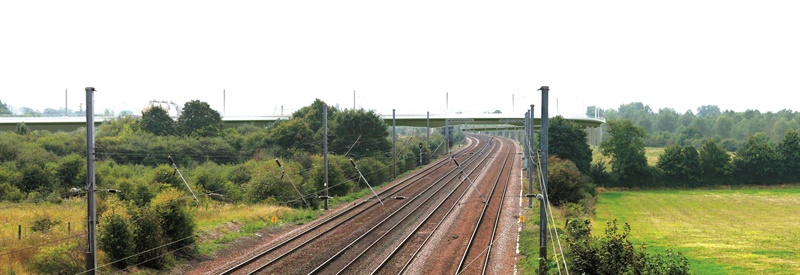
[{"xmin": 589, "ymin": 103, "xmax": 800, "ymax": 151}]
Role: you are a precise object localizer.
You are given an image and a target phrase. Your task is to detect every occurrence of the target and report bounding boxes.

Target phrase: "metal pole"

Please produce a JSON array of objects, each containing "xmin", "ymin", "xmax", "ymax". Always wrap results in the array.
[
  {"xmin": 427, "ymin": 111, "xmax": 430, "ymax": 147},
  {"xmin": 392, "ymin": 109, "xmax": 397, "ymax": 179},
  {"xmin": 323, "ymin": 104, "xmax": 329, "ymax": 210},
  {"xmin": 419, "ymin": 143, "xmax": 423, "ymax": 166},
  {"xmin": 538, "ymin": 86, "xmax": 550, "ymax": 268},
  {"xmin": 445, "ymin": 119, "xmax": 450, "ymax": 154},
  {"xmin": 85, "ymin": 87, "xmax": 97, "ymax": 275},
  {"xmin": 538, "ymin": 194, "xmax": 547, "ymax": 275},
  {"xmin": 530, "ymin": 104, "xmax": 535, "ymax": 208},
  {"xmin": 525, "ymin": 111, "xmax": 532, "ymax": 208}
]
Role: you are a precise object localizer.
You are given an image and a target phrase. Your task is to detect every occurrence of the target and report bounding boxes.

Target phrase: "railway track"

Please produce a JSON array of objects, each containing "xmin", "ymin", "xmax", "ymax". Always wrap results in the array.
[{"xmin": 215, "ymin": 134, "xmax": 520, "ymax": 275}]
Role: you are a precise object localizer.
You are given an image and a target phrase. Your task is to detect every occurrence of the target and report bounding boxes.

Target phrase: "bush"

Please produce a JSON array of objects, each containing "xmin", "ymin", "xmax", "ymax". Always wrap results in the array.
[
  {"xmin": 30, "ymin": 214, "xmax": 61, "ymax": 233},
  {"xmin": 567, "ymin": 219, "xmax": 691, "ymax": 275},
  {"xmin": 589, "ymin": 161, "xmax": 614, "ymax": 187},
  {"xmin": 29, "ymin": 241, "xmax": 84, "ymax": 274},
  {"xmin": 547, "ymin": 157, "xmax": 593, "ymax": 206},
  {"xmin": 152, "ymin": 189, "xmax": 196, "ymax": 253},
  {"xmin": 98, "ymin": 211, "xmax": 134, "ymax": 269},
  {"xmin": 0, "ymin": 181, "xmax": 24, "ymax": 202},
  {"xmin": 131, "ymin": 206, "xmax": 167, "ymax": 269}
]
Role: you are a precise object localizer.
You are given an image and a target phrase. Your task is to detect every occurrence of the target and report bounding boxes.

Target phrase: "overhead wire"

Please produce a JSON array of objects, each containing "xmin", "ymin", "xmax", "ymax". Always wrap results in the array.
[
  {"xmin": 0, "ymin": 233, "xmax": 86, "ymax": 258},
  {"xmin": 529, "ymin": 132, "xmax": 570, "ymax": 275}
]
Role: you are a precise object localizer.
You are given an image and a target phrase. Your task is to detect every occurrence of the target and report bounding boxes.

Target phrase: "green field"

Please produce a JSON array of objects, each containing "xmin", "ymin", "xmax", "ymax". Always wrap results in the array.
[{"xmin": 594, "ymin": 188, "xmax": 800, "ymax": 274}]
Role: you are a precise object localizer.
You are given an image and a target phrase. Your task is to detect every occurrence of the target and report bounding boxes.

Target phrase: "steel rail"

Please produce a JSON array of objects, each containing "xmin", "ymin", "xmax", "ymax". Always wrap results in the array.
[
  {"xmin": 390, "ymin": 135, "xmax": 509, "ymax": 274},
  {"xmin": 219, "ymin": 138, "xmax": 475, "ymax": 275},
  {"xmin": 455, "ymin": 137, "xmax": 516, "ymax": 274},
  {"xmin": 254, "ymin": 136, "xmax": 491, "ymax": 275},
  {"xmin": 220, "ymin": 136, "xmax": 486, "ymax": 274},
  {"xmin": 330, "ymin": 136, "xmax": 501, "ymax": 274}
]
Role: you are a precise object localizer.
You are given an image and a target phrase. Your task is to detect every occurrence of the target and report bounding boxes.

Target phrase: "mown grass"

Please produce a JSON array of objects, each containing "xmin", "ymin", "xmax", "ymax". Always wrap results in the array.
[{"xmin": 594, "ymin": 187, "xmax": 800, "ymax": 274}]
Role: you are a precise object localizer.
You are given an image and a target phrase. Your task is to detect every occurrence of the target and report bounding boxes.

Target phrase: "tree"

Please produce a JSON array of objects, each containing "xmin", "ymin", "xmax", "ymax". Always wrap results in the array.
[
  {"xmin": 600, "ymin": 120, "xmax": 650, "ymax": 187},
  {"xmin": 586, "ymin": 105, "xmax": 604, "ymax": 118},
  {"xmin": 655, "ymin": 108, "xmax": 679, "ymax": 133},
  {"xmin": 292, "ymin": 98, "xmax": 337, "ymax": 133},
  {"xmin": 548, "ymin": 116, "xmax": 592, "ymax": 174},
  {"xmin": 681, "ymin": 146, "xmax": 701, "ymax": 186},
  {"xmin": 177, "ymin": 100, "xmax": 222, "ymax": 137},
  {"xmin": 268, "ymin": 119, "xmax": 317, "ymax": 156},
  {"xmin": 547, "ymin": 157, "xmax": 593, "ymax": 206},
  {"xmin": 15, "ymin": 122, "xmax": 29, "ymax": 135},
  {"xmin": 696, "ymin": 105, "xmax": 721, "ymax": 117},
  {"xmin": 141, "ymin": 106, "xmax": 176, "ymax": 136},
  {"xmin": 56, "ymin": 153, "xmax": 85, "ymax": 189},
  {"xmin": 699, "ymin": 139, "xmax": 731, "ymax": 185},
  {"xmin": 778, "ymin": 130, "xmax": 800, "ymax": 182},
  {"xmin": 0, "ymin": 100, "xmax": 11, "ymax": 115},
  {"xmin": 331, "ymin": 109, "xmax": 391, "ymax": 159},
  {"xmin": 656, "ymin": 144, "xmax": 684, "ymax": 185},
  {"xmin": 733, "ymin": 132, "xmax": 779, "ymax": 184}
]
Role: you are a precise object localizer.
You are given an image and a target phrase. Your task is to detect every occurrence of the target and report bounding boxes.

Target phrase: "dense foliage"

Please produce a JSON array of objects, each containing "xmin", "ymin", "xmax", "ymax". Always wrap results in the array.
[
  {"xmin": 566, "ymin": 219, "xmax": 691, "ymax": 275},
  {"xmin": 0, "ymin": 98, "xmax": 458, "ymax": 273},
  {"xmin": 592, "ymin": 103, "xmax": 800, "ymax": 150},
  {"xmin": 548, "ymin": 116, "xmax": 592, "ymax": 174},
  {"xmin": 600, "ymin": 120, "xmax": 651, "ymax": 187}
]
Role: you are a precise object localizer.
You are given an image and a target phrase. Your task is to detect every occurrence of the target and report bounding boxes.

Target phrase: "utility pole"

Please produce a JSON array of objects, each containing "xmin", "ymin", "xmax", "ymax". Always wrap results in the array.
[
  {"xmin": 426, "ymin": 111, "xmax": 430, "ymax": 147},
  {"xmin": 392, "ymin": 109, "xmax": 397, "ymax": 179},
  {"xmin": 85, "ymin": 87, "xmax": 97, "ymax": 275},
  {"xmin": 525, "ymin": 111, "xmax": 531, "ymax": 208},
  {"xmin": 445, "ymin": 119, "xmax": 450, "ymax": 154},
  {"xmin": 529, "ymin": 105, "xmax": 535, "ymax": 208},
  {"xmin": 323, "ymin": 104, "xmax": 329, "ymax": 210},
  {"xmin": 538, "ymin": 86, "xmax": 550, "ymax": 272}
]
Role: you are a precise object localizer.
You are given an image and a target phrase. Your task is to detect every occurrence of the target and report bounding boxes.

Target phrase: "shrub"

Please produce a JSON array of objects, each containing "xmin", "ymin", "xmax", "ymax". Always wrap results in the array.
[
  {"xmin": 152, "ymin": 189, "xmax": 196, "ymax": 254},
  {"xmin": 546, "ymin": 157, "xmax": 593, "ymax": 206},
  {"xmin": 131, "ymin": 206, "xmax": 167, "ymax": 269},
  {"xmin": 30, "ymin": 214, "xmax": 61, "ymax": 233},
  {"xmin": 567, "ymin": 219, "xmax": 691, "ymax": 274},
  {"xmin": 29, "ymin": 241, "xmax": 84, "ymax": 274},
  {"xmin": 98, "ymin": 211, "xmax": 134, "ymax": 269}
]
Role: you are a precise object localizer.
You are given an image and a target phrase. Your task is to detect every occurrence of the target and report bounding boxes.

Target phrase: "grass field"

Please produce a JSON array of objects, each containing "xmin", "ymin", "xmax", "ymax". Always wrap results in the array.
[
  {"xmin": 592, "ymin": 146, "xmax": 665, "ymax": 167},
  {"xmin": 594, "ymin": 187, "xmax": 800, "ymax": 274}
]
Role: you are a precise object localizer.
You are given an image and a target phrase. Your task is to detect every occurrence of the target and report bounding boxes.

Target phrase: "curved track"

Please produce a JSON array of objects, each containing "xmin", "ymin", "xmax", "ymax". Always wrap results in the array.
[{"xmin": 214, "ymin": 134, "xmax": 520, "ymax": 275}]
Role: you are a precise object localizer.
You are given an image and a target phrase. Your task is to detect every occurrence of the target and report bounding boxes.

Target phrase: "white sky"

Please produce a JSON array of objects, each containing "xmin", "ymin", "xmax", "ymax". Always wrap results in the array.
[{"xmin": 1, "ymin": 0, "xmax": 798, "ymax": 117}]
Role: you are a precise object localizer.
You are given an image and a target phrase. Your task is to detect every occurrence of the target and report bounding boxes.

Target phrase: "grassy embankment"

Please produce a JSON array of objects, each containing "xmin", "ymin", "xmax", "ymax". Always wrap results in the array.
[
  {"xmin": 595, "ymin": 188, "xmax": 800, "ymax": 274},
  {"xmin": 0, "ymin": 176, "xmax": 401, "ymax": 273},
  {"xmin": 0, "ymin": 199, "xmax": 317, "ymax": 273}
]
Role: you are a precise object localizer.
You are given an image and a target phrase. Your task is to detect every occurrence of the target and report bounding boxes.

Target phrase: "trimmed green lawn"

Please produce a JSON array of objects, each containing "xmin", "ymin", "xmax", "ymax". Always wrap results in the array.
[{"xmin": 594, "ymin": 188, "xmax": 800, "ymax": 274}]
